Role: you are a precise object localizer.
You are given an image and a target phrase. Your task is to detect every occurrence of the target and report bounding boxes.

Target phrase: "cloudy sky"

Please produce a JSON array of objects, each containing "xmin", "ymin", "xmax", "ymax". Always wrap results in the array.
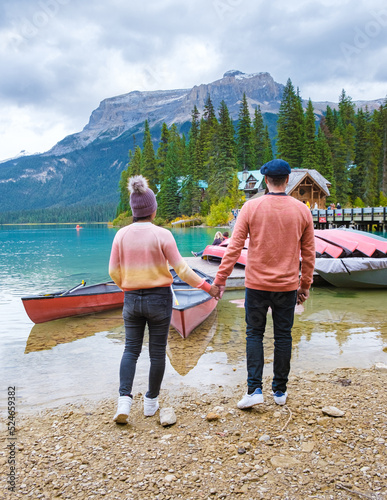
[{"xmin": 1, "ymin": 0, "xmax": 387, "ymax": 161}]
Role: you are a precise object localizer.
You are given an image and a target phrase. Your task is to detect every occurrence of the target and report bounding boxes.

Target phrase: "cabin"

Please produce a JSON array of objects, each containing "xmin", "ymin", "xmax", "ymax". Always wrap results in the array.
[
  {"xmin": 247, "ymin": 168, "xmax": 331, "ymax": 208},
  {"xmin": 237, "ymin": 170, "xmax": 265, "ymax": 199},
  {"xmin": 286, "ymin": 169, "xmax": 331, "ymax": 209}
]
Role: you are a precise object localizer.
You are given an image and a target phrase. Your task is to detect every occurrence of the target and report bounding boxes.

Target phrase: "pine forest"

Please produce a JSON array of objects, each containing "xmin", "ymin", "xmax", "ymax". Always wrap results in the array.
[{"xmin": 116, "ymin": 79, "xmax": 387, "ymax": 225}]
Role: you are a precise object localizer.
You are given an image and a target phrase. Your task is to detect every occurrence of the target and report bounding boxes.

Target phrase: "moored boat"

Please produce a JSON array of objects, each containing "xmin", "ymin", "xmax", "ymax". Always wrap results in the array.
[
  {"xmin": 21, "ymin": 282, "xmax": 124, "ymax": 324},
  {"xmin": 169, "ymin": 269, "xmax": 218, "ymax": 338},
  {"xmin": 314, "ymin": 229, "xmax": 384, "ymax": 258},
  {"xmin": 202, "ymin": 238, "xmax": 248, "ymax": 266},
  {"xmin": 314, "ymin": 258, "xmax": 387, "ymax": 288},
  {"xmin": 21, "ymin": 270, "xmax": 217, "ymax": 338}
]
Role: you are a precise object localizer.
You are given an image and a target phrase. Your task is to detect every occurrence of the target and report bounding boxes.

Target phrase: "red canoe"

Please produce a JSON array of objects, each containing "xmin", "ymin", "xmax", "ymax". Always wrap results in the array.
[
  {"xmin": 330, "ymin": 229, "xmax": 387, "ymax": 256},
  {"xmin": 21, "ymin": 282, "xmax": 124, "ymax": 324},
  {"xmin": 21, "ymin": 270, "xmax": 217, "ymax": 339},
  {"xmin": 202, "ymin": 238, "xmax": 248, "ymax": 266},
  {"xmin": 315, "ymin": 229, "xmax": 380, "ymax": 257},
  {"xmin": 314, "ymin": 236, "xmax": 345, "ymax": 258},
  {"xmin": 169, "ymin": 269, "xmax": 218, "ymax": 338}
]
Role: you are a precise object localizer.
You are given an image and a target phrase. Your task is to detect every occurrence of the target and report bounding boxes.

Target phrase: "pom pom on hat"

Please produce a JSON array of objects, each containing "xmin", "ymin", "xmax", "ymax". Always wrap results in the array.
[
  {"xmin": 128, "ymin": 175, "xmax": 148, "ymax": 194},
  {"xmin": 128, "ymin": 175, "xmax": 157, "ymax": 218}
]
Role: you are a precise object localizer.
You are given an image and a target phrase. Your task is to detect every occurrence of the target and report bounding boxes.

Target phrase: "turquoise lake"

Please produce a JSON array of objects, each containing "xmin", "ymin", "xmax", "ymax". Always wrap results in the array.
[{"xmin": 0, "ymin": 224, "xmax": 386, "ymax": 414}]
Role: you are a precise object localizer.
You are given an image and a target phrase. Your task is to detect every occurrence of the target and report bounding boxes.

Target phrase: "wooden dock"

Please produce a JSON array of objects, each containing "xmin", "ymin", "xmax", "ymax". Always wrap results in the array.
[{"xmin": 313, "ymin": 206, "xmax": 387, "ymax": 231}]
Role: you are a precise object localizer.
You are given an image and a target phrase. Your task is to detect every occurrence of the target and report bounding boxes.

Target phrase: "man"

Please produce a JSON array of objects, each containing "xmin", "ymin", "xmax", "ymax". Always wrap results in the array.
[{"xmin": 214, "ymin": 159, "xmax": 315, "ymax": 407}]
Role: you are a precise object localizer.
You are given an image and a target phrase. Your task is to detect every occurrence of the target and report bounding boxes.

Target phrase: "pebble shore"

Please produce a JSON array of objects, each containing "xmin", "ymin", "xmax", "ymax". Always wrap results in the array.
[{"xmin": 1, "ymin": 366, "xmax": 386, "ymax": 499}]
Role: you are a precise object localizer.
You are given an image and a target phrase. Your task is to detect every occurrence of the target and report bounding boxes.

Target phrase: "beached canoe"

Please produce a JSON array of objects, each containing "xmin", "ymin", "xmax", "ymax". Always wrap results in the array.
[
  {"xmin": 169, "ymin": 269, "xmax": 217, "ymax": 338},
  {"xmin": 21, "ymin": 281, "xmax": 124, "ymax": 324},
  {"xmin": 21, "ymin": 270, "xmax": 217, "ymax": 338}
]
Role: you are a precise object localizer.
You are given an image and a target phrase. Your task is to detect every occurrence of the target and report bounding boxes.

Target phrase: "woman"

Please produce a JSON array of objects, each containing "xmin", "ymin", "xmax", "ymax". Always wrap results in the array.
[
  {"xmin": 191, "ymin": 231, "xmax": 228, "ymax": 257},
  {"xmin": 109, "ymin": 175, "xmax": 218, "ymax": 423}
]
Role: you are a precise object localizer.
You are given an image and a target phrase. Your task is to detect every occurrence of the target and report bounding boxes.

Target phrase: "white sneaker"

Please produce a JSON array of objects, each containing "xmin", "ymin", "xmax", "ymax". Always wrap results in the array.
[
  {"xmin": 273, "ymin": 391, "xmax": 288, "ymax": 405},
  {"xmin": 144, "ymin": 395, "xmax": 159, "ymax": 416},
  {"xmin": 113, "ymin": 396, "xmax": 132, "ymax": 423},
  {"xmin": 237, "ymin": 388, "xmax": 264, "ymax": 409}
]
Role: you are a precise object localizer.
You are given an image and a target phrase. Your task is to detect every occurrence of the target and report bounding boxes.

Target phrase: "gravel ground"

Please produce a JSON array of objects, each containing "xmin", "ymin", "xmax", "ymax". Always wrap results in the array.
[{"xmin": 1, "ymin": 366, "xmax": 386, "ymax": 500}]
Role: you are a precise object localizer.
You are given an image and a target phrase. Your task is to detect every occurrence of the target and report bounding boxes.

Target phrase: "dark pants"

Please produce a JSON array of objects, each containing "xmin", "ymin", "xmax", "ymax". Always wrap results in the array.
[
  {"xmin": 244, "ymin": 287, "xmax": 297, "ymax": 394},
  {"xmin": 119, "ymin": 287, "xmax": 172, "ymax": 399}
]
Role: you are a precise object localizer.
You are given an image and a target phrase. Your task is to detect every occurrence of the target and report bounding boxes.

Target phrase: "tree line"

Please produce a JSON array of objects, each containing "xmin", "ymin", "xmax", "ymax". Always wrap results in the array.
[
  {"xmin": 0, "ymin": 203, "xmax": 117, "ymax": 224},
  {"xmin": 116, "ymin": 79, "xmax": 387, "ymax": 223},
  {"xmin": 277, "ymin": 79, "xmax": 387, "ymax": 207}
]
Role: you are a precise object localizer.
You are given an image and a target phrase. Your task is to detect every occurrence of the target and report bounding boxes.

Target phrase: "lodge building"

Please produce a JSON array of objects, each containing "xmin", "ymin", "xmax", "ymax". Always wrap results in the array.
[{"xmin": 238, "ymin": 168, "xmax": 331, "ymax": 209}]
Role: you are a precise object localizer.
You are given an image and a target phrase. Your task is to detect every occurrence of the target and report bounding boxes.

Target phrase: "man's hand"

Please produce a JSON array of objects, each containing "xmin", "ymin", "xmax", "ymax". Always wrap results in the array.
[
  {"xmin": 208, "ymin": 284, "xmax": 219, "ymax": 298},
  {"xmin": 214, "ymin": 285, "xmax": 225, "ymax": 300},
  {"xmin": 297, "ymin": 287, "xmax": 309, "ymax": 305}
]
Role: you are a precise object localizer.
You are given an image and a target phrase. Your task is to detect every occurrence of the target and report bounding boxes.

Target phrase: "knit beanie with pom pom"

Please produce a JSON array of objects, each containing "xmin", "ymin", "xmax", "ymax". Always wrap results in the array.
[{"xmin": 128, "ymin": 175, "xmax": 157, "ymax": 218}]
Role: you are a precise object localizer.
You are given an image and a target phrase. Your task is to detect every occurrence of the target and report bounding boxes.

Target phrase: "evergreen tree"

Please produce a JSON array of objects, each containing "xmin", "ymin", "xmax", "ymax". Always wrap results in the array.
[
  {"xmin": 157, "ymin": 135, "xmax": 180, "ymax": 220},
  {"xmin": 116, "ymin": 167, "xmax": 130, "ymax": 217},
  {"xmin": 129, "ymin": 146, "xmax": 142, "ymax": 176},
  {"xmin": 276, "ymin": 79, "xmax": 304, "ymax": 168},
  {"xmin": 330, "ymin": 127, "xmax": 351, "ymax": 205},
  {"xmin": 180, "ymin": 106, "xmax": 202, "ymax": 215},
  {"xmin": 252, "ymin": 106, "xmax": 266, "ymax": 168},
  {"xmin": 237, "ymin": 93, "xmax": 255, "ymax": 171},
  {"xmin": 302, "ymin": 99, "xmax": 318, "ymax": 169},
  {"xmin": 200, "ymin": 94, "xmax": 218, "ymax": 182},
  {"xmin": 116, "ymin": 146, "xmax": 142, "ymax": 216},
  {"xmin": 379, "ymin": 100, "xmax": 387, "ymax": 195},
  {"xmin": 156, "ymin": 122, "xmax": 169, "ymax": 179},
  {"xmin": 316, "ymin": 127, "xmax": 336, "ymax": 203},
  {"xmin": 206, "ymin": 100, "xmax": 237, "ymax": 204},
  {"xmin": 338, "ymin": 89, "xmax": 355, "ymax": 126},
  {"xmin": 325, "ymin": 106, "xmax": 336, "ymax": 134},
  {"xmin": 141, "ymin": 120, "xmax": 158, "ymax": 193},
  {"xmin": 363, "ymin": 112, "xmax": 381, "ymax": 206},
  {"xmin": 218, "ymin": 101, "xmax": 236, "ymax": 168},
  {"xmin": 352, "ymin": 108, "xmax": 370, "ymax": 201},
  {"xmin": 262, "ymin": 125, "xmax": 274, "ymax": 164}
]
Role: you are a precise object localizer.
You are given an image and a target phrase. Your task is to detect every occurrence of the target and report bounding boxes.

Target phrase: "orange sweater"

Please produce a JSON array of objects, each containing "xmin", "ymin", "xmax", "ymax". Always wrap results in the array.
[{"xmin": 214, "ymin": 195, "xmax": 315, "ymax": 291}]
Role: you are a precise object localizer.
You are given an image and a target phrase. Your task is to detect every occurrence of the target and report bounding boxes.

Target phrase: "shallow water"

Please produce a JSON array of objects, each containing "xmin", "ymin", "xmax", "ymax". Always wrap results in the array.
[{"xmin": 0, "ymin": 225, "xmax": 386, "ymax": 413}]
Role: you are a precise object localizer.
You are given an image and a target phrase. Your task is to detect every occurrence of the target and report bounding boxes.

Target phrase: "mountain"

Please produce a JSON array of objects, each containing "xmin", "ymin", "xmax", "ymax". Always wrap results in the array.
[{"xmin": 0, "ymin": 71, "xmax": 384, "ymax": 213}]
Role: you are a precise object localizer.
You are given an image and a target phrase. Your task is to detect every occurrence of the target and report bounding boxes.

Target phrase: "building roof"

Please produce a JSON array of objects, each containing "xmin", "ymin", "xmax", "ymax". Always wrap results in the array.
[
  {"xmin": 237, "ymin": 170, "xmax": 264, "ymax": 190},
  {"xmin": 286, "ymin": 169, "xmax": 331, "ymax": 196}
]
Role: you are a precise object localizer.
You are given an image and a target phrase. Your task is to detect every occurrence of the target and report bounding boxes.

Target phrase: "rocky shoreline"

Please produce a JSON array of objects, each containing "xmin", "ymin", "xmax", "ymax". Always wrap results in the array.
[{"xmin": 1, "ymin": 366, "xmax": 386, "ymax": 499}]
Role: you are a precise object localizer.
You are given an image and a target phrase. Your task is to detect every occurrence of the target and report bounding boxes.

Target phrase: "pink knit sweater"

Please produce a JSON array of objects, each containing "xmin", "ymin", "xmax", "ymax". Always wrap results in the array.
[
  {"xmin": 109, "ymin": 223, "xmax": 210, "ymax": 291},
  {"xmin": 215, "ymin": 195, "xmax": 315, "ymax": 291}
]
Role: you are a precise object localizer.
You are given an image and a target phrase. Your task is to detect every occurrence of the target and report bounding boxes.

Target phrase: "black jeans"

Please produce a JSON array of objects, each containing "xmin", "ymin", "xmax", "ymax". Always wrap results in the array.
[
  {"xmin": 244, "ymin": 287, "xmax": 297, "ymax": 393},
  {"xmin": 119, "ymin": 287, "xmax": 172, "ymax": 399}
]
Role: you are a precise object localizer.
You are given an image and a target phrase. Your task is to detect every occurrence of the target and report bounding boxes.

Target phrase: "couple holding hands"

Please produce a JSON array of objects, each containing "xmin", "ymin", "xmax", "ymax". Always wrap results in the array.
[{"xmin": 109, "ymin": 159, "xmax": 315, "ymax": 423}]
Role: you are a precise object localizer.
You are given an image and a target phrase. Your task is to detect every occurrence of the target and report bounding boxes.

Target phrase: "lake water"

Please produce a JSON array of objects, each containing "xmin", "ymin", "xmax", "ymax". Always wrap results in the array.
[{"xmin": 1, "ymin": 224, "xmax": 386, "ymax": 414}]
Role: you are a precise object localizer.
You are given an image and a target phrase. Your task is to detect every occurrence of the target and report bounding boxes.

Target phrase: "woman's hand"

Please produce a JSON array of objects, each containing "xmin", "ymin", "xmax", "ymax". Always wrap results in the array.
[{"xmin": 208, "ymin": 284, "xmax": 219, "ymax": 298}]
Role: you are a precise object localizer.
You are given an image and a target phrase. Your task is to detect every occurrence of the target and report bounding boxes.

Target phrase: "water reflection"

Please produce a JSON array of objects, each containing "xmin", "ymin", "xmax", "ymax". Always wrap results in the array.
[
  {"xmin": 166, "ymin": 310, "xmax": 218, "ymax": 375},
  {"xmin": 24, "ymin": 288, "xmax": 387, "ymax": 370},
  {"xmin": 25, "ymin": 310, "xmax": 123, "ymax": 353},
  {"xmin": 4, "ymin": 287, "xmax": 385, "ymax": 412}
]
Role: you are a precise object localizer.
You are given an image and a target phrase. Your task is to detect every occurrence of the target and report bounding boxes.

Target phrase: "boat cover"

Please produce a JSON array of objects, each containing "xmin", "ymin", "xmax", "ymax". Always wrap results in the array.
[{"xmin": 314, "ymin": 257, "xmax": 387, "ymax": 274}]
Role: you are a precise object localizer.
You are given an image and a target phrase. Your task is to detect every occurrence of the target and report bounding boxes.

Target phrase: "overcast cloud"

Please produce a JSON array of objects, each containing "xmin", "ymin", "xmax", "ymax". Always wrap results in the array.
[{"xmin": 0, "ymin": 0, "xmax": 386, "ymax": 160}]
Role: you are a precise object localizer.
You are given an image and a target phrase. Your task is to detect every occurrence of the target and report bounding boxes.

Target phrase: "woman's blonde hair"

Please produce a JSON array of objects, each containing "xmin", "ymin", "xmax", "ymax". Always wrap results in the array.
[{"xmin": 214, "ymin": 231, "xmax": 223, "ymax": 240}]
